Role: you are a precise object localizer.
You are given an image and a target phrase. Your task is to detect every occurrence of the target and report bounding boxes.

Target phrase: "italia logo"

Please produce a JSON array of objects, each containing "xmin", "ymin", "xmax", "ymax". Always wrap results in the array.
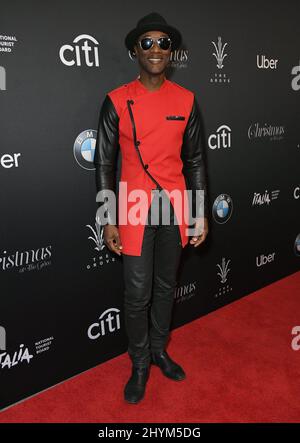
[{"xmin": 0, "ymin": 343, "xmax": 34, "ymax": 370}]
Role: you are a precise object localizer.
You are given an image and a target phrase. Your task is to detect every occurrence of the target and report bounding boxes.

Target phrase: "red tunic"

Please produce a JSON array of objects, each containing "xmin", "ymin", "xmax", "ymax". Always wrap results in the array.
[
  {"xmin": 94, "ymin": 76, "xmax": 209, "ymax": 256},
  {"xmin": 106, "ymin": 77, "xmax": 195, "ymax": 256}
]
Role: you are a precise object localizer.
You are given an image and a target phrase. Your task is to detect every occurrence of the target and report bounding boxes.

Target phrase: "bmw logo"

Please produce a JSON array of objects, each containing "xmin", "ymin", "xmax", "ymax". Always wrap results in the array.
[
  {"xmin": 294, "ymin": 233, "xmax": 300, "ymax": 256},
  {"xmin": 73, "ymin": 129, "xmax": 97, "ymax": 170},
  {"xmin": 212, "ymin": 194, "xmax": 233, "ymax": 224}
]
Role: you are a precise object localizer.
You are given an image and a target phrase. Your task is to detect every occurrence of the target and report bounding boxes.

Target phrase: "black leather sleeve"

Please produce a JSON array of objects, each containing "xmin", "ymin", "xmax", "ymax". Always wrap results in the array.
[
  {"xmin": 94, "ymin": 94, "xmax": 120, "ymax": 224},
  {"xmin": 181, "ymin": 95, "xmax": 209, "ymax": 219}
]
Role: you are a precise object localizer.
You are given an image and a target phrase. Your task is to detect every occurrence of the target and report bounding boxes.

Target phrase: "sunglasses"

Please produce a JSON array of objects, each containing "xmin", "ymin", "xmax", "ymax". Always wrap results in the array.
[{"xmin": 138, "ymin": 36, "xmax": 172, "ymax": 51}]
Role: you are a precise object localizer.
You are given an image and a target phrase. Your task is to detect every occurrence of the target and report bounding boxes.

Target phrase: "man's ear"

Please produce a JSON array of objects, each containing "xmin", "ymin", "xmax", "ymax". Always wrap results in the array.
[{"xmin": 132, "ymin": 44, "xmax": 138, "ymax": 56}]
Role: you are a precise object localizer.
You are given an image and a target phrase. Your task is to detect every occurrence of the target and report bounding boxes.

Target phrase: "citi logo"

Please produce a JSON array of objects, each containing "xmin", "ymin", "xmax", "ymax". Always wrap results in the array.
[
  {"xmin": 293, "ymin": 186, "xmax": 300, "ymax": 199},
  {"xmin": 0, "ymin": 326, "xmax": 6, "ymax": 351},
  {"xmin": 87, "ymin": 308, "xmax": 121, "ymax": 340},
  {"xmin": 291, "ymin": 62, "xmax": 300, "ymax": 91},
  {"xmin": 208, "ymin": 125, "xmax": 231, "ymax": 150},
  {"xmin": 256, "ymin": 252, "xmax": 275, "ymax": 267},
  {"xmin": 252, "ymin": 189, "xmax": 280, "ymax": 206},
  {"xmin": 256, "ymin": 54, "xmax": 278, "ymax": 69},
  {"xmin": 59, "ymin": 34, "xmax": 100, "ymax": 67}
]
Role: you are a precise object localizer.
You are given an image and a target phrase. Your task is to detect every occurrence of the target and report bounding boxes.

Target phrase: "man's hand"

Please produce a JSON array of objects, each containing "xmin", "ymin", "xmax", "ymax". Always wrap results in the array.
[
  {"xmin": 189, "ymin": 217, "xmax": 208, "ymax": 247},
  {"xmin": 103, "ymin": 225, "xmax": 123, "ymax": 255}
]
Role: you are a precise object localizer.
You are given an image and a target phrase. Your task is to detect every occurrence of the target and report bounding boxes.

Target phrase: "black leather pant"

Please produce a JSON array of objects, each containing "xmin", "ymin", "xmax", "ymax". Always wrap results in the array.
[{"xmin": 122, "ymin": 189, "xmax": 183, "ymax": 368}]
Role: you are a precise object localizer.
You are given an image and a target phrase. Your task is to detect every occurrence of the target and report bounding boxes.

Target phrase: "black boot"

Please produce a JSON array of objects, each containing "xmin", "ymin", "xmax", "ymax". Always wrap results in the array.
[
  {"xmin": 124, "ymin": 365, "xmax": 150, "ymax": 404},
  {"xmin": 151, "ymin": 350, "xmax": 186, "ymax": 381}
]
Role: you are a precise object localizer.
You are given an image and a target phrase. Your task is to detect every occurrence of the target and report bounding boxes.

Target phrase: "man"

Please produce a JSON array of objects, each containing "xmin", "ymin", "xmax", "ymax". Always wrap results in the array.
[{"xmin": 94, "ymin": 12, "xmax": 209, "ymax": 404}]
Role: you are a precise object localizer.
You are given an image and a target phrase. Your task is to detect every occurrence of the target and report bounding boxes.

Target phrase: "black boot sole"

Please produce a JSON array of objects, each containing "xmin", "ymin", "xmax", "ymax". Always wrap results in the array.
[
  {"xmin": 124, "ymin": 395, "xmax": 145, "ymax": 404},
  {"xmin": 151, "ymin": 361, "xmax": 186, "ymax": 381}
]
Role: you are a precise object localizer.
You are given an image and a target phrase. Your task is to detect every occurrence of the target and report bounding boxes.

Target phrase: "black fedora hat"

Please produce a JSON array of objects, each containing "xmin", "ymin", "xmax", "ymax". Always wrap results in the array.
[{"xmin": 125, "ymin": 12, "xmax": 182, "ymax": 52}]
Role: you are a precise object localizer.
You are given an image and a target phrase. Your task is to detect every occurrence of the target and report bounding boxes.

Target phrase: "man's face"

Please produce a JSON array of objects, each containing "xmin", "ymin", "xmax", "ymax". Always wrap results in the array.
[{"xmin": 133, "ymin": 30, "xmax": 171, "ymax": 76}]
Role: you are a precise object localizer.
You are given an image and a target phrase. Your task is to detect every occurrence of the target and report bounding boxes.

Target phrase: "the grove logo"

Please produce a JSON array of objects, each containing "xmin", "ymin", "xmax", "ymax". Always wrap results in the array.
[
  {"xmin": 217, "ymin": 257, "xmax": 231, "ymax": 283},
  {"xmin": 252, "ymin": 189, "xmax": 280, "ymax": 206},
  {"xmin": 73, "ymin": 129, "xmax": 97, "ymax": 170},
  {"xmin": 59, "ymin": 34, "xmax": 100, "ymax": 67},
  {"xmin": 256, "ymin": 54, "xmax": 278, "ymax": 69},
  {"xmin": 87, "ymin": 308, "xmax": 121, "ymax": 340},
  {"xmin": 212, "ymin": 194, "xmax": 233, "ymax": 224},
  {"xmin": 208, "ymin": 125, "xmax": 231, "ymax": 150},
  {"xmin": 215, "ymin": 257, "xmax": 233, "ymax": 299},
  {"xmin": 291, "ymin": 326, "xmax": 300, "ymax": 350},
  {"xmin": 212, "ymin": 36, "xmax": 227, "ymax": 69},
  {"xmin": 85, "ymin": 218, "xmax": 116, "ymax": 269},
  {"xmin": 291, "ymin": 62, "xmax": 300, "ymax": 91},
  {"xmin": 87, "ymin": 218, "xmax": 105, "ymax": 252},
  {"xmin": 0, "ymin": 326, "xmax": 6, "ymax": 351},
  {"xmin": 210, "ymin": 36, "xmax": 230, "ymax": 84}
]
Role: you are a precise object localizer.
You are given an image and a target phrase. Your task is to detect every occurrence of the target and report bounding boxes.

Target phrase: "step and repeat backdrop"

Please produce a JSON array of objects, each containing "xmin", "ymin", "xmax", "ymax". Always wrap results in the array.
[{"xmin": 1, "ymin": 0, "xmax": 299, "ymax": 410}]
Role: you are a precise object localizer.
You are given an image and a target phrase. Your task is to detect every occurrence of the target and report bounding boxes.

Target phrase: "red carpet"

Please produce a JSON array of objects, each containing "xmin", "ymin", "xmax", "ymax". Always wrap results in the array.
[{"xmin": 1, "ymin": 271, "xmax": 300, "ymax": 423}]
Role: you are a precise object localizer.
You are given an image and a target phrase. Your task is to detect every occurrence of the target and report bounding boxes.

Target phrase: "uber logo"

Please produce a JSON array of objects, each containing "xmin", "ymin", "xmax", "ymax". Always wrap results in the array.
[
  {"xmin": 256, "ymin": 54, "xmax": 278, "ymax": 69},
  {"xmin": 0, "ymin": 153, "xmax": 21, "ymax": 168}
]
